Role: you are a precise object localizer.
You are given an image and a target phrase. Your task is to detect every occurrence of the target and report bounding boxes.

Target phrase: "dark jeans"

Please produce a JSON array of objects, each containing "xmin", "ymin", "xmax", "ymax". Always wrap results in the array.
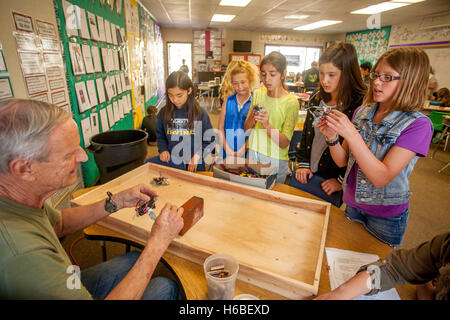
[
  {"xmin": 144, "ymin": 155, "xmax": 206, "ymax": 171},
  {"xmin": 80, "ymin": 251, "xmax": 180, "ymax": 300},
  {"xmin": 289, "ymin": 173, "xmax": 343, "ymax": 207}
]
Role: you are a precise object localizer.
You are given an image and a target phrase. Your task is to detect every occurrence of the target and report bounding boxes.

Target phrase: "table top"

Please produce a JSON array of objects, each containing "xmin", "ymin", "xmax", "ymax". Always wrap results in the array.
[
  {"xmin": 80, "ymin": 173, "xmax": 416, "ymax": 300},
  {"xmin": 423, "ymin": 105, "xmax": 450, "ymax": 112}
]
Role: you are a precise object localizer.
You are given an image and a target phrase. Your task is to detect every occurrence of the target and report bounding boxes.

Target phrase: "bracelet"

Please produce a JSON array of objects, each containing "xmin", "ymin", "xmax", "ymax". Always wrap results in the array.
[{"xmin": 325, "ymin": 134, "xmax": 339, "ymax": 146}]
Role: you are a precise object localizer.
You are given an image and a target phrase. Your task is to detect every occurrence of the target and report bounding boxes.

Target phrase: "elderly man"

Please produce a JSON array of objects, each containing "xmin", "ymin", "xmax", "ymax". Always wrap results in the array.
[{"xmin": 0, "ymin": 99, "xmax": 185, "ymax": 299}]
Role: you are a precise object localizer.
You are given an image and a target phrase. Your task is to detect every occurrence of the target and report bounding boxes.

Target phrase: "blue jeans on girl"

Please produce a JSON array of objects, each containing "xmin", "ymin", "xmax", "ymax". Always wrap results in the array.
[
  {"xmin": 344, "ymin": 205, "xmax": 409, "ymax": 247},
  {"xmin": 289, "ymin": 174, "xmax": 343, "ymax": 207}
]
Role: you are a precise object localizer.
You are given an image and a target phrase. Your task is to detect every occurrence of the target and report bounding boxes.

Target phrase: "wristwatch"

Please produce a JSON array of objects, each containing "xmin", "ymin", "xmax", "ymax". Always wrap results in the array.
[
  {"xmin": 104, "ymin": 191, "xmax": 118, "ymax": 213},
  {"xmin": 325, "ymin": 134, "xmax": 340, "ymax": 146}
]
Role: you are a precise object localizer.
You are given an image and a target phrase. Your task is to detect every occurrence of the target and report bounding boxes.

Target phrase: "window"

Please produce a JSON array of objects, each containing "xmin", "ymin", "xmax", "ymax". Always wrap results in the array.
[
  {"xmin": 167, "ymin": 42, "xmax": 192, "ymax": 79},
  {"xmin": 264, "ymin": 45, "xmax": 321, "ymax": 75}
]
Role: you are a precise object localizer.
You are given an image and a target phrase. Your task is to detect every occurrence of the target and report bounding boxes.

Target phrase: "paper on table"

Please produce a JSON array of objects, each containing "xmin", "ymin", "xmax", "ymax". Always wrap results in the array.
[{"xmin": 325, "ymin": 247, "xmax": 401, "ymax": 300}]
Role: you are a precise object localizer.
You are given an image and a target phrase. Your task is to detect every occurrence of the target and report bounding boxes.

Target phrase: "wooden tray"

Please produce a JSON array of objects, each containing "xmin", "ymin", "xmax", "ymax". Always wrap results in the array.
[{"xmin": 71, "ymin": 163, "xmax": 330, "ymax": 299}]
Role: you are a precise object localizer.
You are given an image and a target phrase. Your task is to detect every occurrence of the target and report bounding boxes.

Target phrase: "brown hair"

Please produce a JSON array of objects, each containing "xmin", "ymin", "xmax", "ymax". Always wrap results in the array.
[
  {"xmin": 363, "ymin": 47, "xmax": 430, "ymax": 112},
  {"xmin": 260, "ymin": 51, "xmax": 288, "ymax": 90},
  {"xmin": 220, "ymin": 60, "xmax": 259, "ymax": 100},
  {"xmin": 318, "ymin": 43, "xmax": 367, "ymax": 111},
  {"xmin": 161, "ymin": 71, "xmax": 201, "ymax": 129}
]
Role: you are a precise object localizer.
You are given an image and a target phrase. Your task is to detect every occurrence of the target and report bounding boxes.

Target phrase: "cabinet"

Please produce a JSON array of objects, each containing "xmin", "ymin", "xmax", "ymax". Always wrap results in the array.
[{"xmin": 229, "ymin": 54, "xmax": 261, "ymax": 67}]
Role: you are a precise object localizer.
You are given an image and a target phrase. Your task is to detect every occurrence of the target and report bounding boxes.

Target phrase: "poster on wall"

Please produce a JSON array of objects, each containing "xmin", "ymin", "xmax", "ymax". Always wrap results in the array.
[
  {"xmin": 0, "ymin": 44, "xmax": 8, "ymax": 73},
  {"xmin": 68, "ymin": 42, "xmax": 86, "ymax": 75},
  {"xmin": 345, "ymin": 26, "xmax": 391, "ymax": 65},
  {"xmin": 0, "ymin": 77, "xmax": 14, "ymax": 100},
  {"xmin": 18, "ymin": 52, "xmax": 45, "ymax": 75},
  {"xmin": 12, "ymin": 12, "xmax": 34, "ymax": 33},
  {"xmin": 24, "ymin": 75, "xmax": 48, "ymax": 95},
  {"xmin": 35, "ymin": 20, "xmax": 57, "ymax": 38}
]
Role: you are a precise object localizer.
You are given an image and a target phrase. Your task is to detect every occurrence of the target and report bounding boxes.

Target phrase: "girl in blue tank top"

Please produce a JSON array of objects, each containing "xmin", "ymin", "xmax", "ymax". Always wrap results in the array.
[{"xmin": 218, "ymin": 61, "xmax": 259, "ymax": 159}]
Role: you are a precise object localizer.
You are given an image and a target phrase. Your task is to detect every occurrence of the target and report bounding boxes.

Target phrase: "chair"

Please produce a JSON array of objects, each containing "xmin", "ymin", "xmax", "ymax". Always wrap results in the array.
[{"xmin": 429, "ymin": 111, "xmax": 450, "ymax": 159}]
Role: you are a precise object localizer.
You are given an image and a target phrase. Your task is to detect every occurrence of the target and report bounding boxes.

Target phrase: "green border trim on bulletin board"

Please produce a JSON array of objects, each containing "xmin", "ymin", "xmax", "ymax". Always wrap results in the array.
[{"xmin": 53, "ymin": 0, "xmax": 133, "ymax": 187}]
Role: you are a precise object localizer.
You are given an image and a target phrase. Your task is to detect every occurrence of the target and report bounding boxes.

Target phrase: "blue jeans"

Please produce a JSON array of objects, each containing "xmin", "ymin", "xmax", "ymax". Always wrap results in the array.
[
  {"xmin": 344, "ymin": 205, "xmax": 409, "ymax": 247},
  {"xmin": 144, "ymin": 155, "xmax": 206, "ymax": 171},
  {"xmin": 289, "ymin": 174, "xmax": 343, "ymax": 207},
  {"xmin": 81, "ymin": 251, "xmax": 180, "ymax": 300}
]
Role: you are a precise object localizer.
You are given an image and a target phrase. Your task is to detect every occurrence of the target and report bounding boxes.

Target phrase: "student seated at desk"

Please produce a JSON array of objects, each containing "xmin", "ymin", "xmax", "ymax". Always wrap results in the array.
[
  {"xmin": 0, "ymin": 99, "xmax": 184, "ymax": 299},
  {"xmin": 141, "ymin": 105, "xmax": 158, "ymax": 145},
  {"xmin": 436, "ymin": 87, "xmax": 450, "ymax": 107},
  {"xmin": 144, "ymin": 71, "xmax": 215, "ymax": 172},
  {"xmin": 315, "ymin": 232, "xmax": 449, "ymax": 300}
]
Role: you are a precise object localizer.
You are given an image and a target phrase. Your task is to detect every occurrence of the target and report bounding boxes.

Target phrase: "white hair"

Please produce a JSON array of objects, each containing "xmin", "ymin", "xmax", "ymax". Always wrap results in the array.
[{"xmin": 0, "ymin": 99, "xmax": 71, "ymax": 174}]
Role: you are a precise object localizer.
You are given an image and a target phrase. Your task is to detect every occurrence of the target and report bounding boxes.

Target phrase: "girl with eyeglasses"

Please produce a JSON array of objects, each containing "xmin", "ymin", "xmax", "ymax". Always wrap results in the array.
[{"xmin": 317, "ymin": 47, "xmax": 433, "ymax": 248}]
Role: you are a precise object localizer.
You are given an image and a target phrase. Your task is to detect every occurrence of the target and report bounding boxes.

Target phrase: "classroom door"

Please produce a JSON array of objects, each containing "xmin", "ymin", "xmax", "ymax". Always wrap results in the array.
[{"xmin": 167, "ymin": 42, "xmax": 192, "ymax": 79}]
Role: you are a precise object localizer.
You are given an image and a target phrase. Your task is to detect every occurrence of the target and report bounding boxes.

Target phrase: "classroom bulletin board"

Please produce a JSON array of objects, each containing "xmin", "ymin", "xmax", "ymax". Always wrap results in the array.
[
  {"xmin": 345, "ymin": 26, "xmax": 391, "ymax": 66},
  {"xmin": 54, "ymin": 0, "xmax": 134, "ymax": 187}
]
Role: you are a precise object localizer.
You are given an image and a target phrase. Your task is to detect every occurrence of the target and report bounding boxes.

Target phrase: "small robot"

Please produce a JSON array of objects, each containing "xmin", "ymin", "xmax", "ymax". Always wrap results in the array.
[
  {"xmin": 307, "ymin": 101, "xmax": 335, "ymax": 126},
  {"xmin": 135, "ymin": 195, "xmax": 156, "ymax": 220},
  {"xmin": 151, "ymin": 174, "xmax": 169, "ymax": 186},
  {"xmin": 252, "ymin": 104, "xmax": 266, "ymax": 116}
]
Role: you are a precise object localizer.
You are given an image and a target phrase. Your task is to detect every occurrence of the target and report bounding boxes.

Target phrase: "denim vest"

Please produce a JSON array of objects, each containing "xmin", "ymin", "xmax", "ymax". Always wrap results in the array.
[{"xmin": 343, "ymin": 103, "xmax": 428, "ymax": 205}]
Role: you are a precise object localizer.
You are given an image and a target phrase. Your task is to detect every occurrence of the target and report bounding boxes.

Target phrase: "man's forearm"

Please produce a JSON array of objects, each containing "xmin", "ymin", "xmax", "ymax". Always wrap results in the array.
[
  {"xmin": 56, "ymin": 199, "xmax": 111, "ymax": 237},
  {"xmin": 104, "ymin": 234, "xmax": 168, "ymax": 300}
]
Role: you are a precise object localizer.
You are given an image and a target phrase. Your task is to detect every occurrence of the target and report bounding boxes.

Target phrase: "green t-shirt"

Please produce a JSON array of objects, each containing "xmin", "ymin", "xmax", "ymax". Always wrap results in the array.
[
  {"xmin": 247, "ymin": 87, "xmax": 300, "ymax": 160},
  {"xmin": 0, "ymin": 196, "xmax": 92, "ymax": 299}
]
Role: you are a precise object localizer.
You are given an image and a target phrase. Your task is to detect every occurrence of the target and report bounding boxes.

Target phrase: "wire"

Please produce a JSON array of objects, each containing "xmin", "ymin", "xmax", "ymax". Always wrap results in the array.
[{"xmin": 69, "ymin": 235, "xmax": 85, "ymax": 267}]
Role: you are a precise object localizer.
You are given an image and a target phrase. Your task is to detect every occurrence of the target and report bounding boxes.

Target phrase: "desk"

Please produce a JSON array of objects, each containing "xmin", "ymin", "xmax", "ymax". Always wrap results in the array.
[
  {"xmin": 437, "ymin": 115, "xmax": 450, "ymax": 173},
  {"xmin": 197, "ymin": 83, "xmax": 220, "ymax": 112},
  {"xmin": 80, "ymin": 173, "xmax": 416, "ymax": 300},
  {"xmin": 422, "ymin": 105, "xmax": 450, "ymax": 115}
]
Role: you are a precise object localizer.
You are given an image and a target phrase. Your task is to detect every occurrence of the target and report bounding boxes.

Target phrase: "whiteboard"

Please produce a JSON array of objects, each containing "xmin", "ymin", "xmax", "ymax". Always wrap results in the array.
[{"xmin": 424, "ymin": 47, "xmax": 450, "ymax": 90}]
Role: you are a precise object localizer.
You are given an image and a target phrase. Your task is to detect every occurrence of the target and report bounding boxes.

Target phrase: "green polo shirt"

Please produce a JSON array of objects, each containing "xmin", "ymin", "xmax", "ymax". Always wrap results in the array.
[
  {"xmin": 247, "ymin": 87, "xmax": 299, "ymax": 160},
  {"xmin": 0, "ymin": 196, "xmax": 91, "ymax": 299}
]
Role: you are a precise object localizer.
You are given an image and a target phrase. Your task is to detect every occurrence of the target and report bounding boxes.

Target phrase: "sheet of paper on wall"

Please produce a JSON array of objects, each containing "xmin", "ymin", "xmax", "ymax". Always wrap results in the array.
[
  {"xmin": 120, "ymin": 73, "xmax": 126, "ymax": 93},
  {"xmin": 113, "ymin": 50, "xmax": 119, "ymax": 71},
  {"xmin": 96, "ymin": 77, "xmax": 106, "ymax": 103},
  {"xmin": 113, "ymin": 100, "xmax": 120, "ymax": 122},
  {"xmin": 0, "ymin": 77, "xmax": 14, "ymax": 100},
  {"xmin": 74, "ymin": 81, "xmax": 91, "ymax": 113},
  {"xmin": 325, "ymin": 247, "xmax": 401, "ymax": 300},
  {"xmin": 111, "ymin": 23, "xmax": 118, "ymax": 45},
  {"xmin": 14, "ymin": 32, "xmax": 39, "ymax": 52},
  {"xmin": 115, "ymin": 74, "xmax": 122, "ymax": 94},
  {"xmin": 90, "ymin": 112, "xmax": 100, "ymax": 136},
  {"xmin": 104, "ymin": 19, "xmax": 112, "ymax": 44},
  {"xmin": 125, "ymin": 94, "xmax": 132, "ymax": 113},
  {"xmin": 103, "ymin": 77, "xmax": 113, "ymax": 101},
  {"xmin": 80, "ymin": 117, "xmax": 93, "ymax": 147},
  {"xmin": 86, "ymin": 79, "xmax": 98, "ymax": 107},
  {"xmin": 109, "ymin": 75, "xmax": 117, "ymax": 96},
  {"xmin": 81, "ymin": 44, "xmax": 95, "ymax": 74},
  {"xmin": 75, "ymin": 6, "xmax": 90, "ymax": 39},
  {"xmin": 62, "ymin": 0, "xmax": 78, "ymax": 37},
  {"xmin": 118, "ymin": 97, "xmax": 124, "ymax": 119},
  {"xmin": 106, "ymin": 104, "xmax": 115, "ymax": 127},
  {"xmin": 99, "ymin": 107, "xmax": 109, "ymax": 132},
  {"xmin": 97, "ymin": 16, "xmax": 106, "ymax": 42},
  {"xmin": 100, "ymin": 47, "xmax": 109, "ymax": 72},
  {"xmin": 87, "ymin": 11, "xmax": 99, "ymax": 41},
  {"xmin": 68, "ymin": 42, "xmax": 85, "ymax": 76},
  {"xmin": 18, "ymin": 52, "xmax": 45, "ymax": 76},
  {"xmin": 91, "ymin": 45, "xmax": 102, "ymax": 73}
]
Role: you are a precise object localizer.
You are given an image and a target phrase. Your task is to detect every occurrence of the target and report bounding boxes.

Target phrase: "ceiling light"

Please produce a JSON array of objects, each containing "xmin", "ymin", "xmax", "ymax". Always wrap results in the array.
[
  {"xmin": 211, "ymin": 14, "xmax": 236, "ymax": 22},
  {"xmin": 219, "ymin": 0, "xmax": 252, "ymax": 6},
  {"xmin": 351, "ymin": 1, "xmax": 414, "ymax": 14},
  {"xmin": 294, "ymin": 20, "xmax": 342, "ymax": 31},
  {"xmin": 285, "ymin": 15, "xmax": 310, "ymax": 19}
]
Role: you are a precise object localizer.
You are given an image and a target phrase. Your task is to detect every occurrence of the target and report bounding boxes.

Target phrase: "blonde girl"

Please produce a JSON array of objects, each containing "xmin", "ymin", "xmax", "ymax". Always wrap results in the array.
[
  {"xmin": 218, "ymin": 60, "xmax": 258, "ymax": 158},
  {"xmin": 318, "ymin": 47, "xmax": 433, "ymax": 247}
]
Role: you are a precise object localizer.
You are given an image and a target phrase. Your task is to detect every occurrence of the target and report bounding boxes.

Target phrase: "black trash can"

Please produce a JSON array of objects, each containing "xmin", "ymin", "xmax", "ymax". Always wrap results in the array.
[{"xmin": 87, "ymin": 130, "xmax": 148, "ymax": 184}]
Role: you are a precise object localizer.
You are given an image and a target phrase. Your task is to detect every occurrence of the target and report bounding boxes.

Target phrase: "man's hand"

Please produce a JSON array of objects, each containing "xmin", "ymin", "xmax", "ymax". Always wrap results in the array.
[
  {"xmin": 159, "ymin": 151, "xmax": 170, "ymax": 163},
  {"xmin": 149, "ymin": 203, "xmax": 184, "ymax": 245},
  {"xmin": 113, "ymin": 184, "xmax": 157, "ymax": 211}
]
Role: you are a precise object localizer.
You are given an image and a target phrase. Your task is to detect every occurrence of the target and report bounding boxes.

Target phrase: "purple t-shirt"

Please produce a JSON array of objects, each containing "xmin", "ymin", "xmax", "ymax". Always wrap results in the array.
[{"xmin": 344, "ymin": 115, "xmax": 433, "ymax": 218}]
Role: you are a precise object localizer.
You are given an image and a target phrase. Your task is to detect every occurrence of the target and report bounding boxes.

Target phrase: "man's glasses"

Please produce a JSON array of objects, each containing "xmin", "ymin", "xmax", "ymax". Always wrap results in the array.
[{"xmin": 369, "ymin": 72, "xmax": 401, "ymax": 82}]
